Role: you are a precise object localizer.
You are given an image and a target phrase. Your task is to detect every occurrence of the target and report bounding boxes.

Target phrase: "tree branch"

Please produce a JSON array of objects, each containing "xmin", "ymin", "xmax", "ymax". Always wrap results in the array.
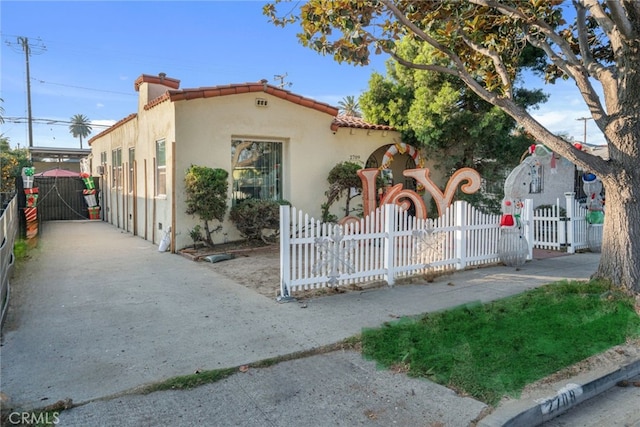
[
  {"xmin": 595, "ymin": 0, "xmax": 634, "ymax": 39},
  {"xmin": 457, "ymin": 30, "xmax": 514, "ymax": 99},
  {"xmin": 380, "ymin": 0, "xmax": 504, "ymax": 105},
  {"xmin": 472, "ymin": 1, "xmax": 610, "ymax": 131},
  {"xmin": 387, "ymin": 53, "xmax": 460, "ymax": 77}
]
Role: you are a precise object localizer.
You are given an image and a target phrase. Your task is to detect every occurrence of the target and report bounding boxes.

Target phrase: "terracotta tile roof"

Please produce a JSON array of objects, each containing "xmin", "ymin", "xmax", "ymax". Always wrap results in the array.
[
  {"xmin": 330, "ymin": 115, "xmax": 395, "ymax": 132},
  {"xmin": 89, "ymin": 76, "xmax": 394, "ymax": 145},
  {"xmin": 145, "ymin": 80, "xmax": 339, "ymax": 116},
  {"xmin": 88, "ymin": 113, "xmax": 137, "ymax": 146},
  {"xmin": 134, "ymin": 73, "xmax": 180, "ymax": 91}
]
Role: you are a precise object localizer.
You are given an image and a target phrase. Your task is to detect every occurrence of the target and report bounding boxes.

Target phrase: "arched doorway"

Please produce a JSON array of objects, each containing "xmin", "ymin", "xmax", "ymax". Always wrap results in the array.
[{"xmin": 365, "ymin": 142, "xmax": 424, "ymax": 190}]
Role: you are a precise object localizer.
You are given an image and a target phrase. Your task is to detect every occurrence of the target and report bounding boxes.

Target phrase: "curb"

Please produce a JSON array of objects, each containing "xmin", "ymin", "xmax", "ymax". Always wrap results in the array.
[{"xmin": 478, "ymin": 358, "xmax": 640, "ymax": 427}]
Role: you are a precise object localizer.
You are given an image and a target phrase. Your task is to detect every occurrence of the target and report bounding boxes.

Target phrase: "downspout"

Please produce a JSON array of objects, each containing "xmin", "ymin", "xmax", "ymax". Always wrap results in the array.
[
  {"xmin": 125, "ymin": 160, "xmax": 129, "ymax": 232},
  {"xmin": 133, "ymin": 160, "xmax": 138, "ymax": 236},
  {"xmin": 171, "ymin": 141, "xmax": 176, "ymax": 254},
  {"xmin": 152, "ymin": 157, "xmax": 156, "ymax": 244},
  {"xmin": 144, "ymin": 159, "xmax": 148, "ymax": 240}
]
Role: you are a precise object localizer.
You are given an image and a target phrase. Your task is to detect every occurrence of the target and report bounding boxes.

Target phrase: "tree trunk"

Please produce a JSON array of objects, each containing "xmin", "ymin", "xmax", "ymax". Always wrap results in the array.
[
  {"xmin": 595, "ymin": 178, "xmax": 640, "ymax": 294},
  {"xmin": 594, "ymin": 118, "xmax": 640, "ymax": 294}
]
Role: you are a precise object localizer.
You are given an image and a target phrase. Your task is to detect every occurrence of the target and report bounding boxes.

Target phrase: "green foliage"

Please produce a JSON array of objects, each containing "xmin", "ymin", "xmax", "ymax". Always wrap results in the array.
[
  {"xmin": 229, "ymin": 199, "xmax": 290, "ymax": 243},
  {"xmin": 360, "ymin": 39, "xmax": 541, "ymax": 176},
  {"xmin": 142, "ymin": 367, "xmax": 237, "ymax": 393},
  {"xmin": 13, "ymin": 239, "xmax": 30, "ymax": 261},
  {"xmin": 361, "ymin": 280, "xmax": 640, "ymax": 406},
  {"xmin": 184, "ymin": 165, "xmax": 229, "ymax": 246},
  {"xmin": 188, "ymin": 225, "xmax": 203, "ymax": 249},
  {"xmin": 1, "ymin": 136, "xmax": 31, "ymax": 194},
  {"xmin": 68, "ymin": 114, "xmax": 92, "ymax": 149},
  {"xmin": 323, "ymin": 161, "xmax": 363, "ymax": 221},
  {"xmin": 337, "ymin": 95, "xmax": 361, "ymax": 117}
]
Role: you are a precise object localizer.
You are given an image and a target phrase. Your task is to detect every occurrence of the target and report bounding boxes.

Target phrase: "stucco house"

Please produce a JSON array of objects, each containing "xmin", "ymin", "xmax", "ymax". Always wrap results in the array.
[{"xmin": 87, "ymin": 73, "xmax": 441, "ymax": 251}]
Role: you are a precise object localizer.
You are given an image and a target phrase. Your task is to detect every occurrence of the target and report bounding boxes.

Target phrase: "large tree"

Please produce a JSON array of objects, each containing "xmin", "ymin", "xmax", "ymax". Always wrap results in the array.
[
  {"xmin": 264, "ymin": 1, "xmax": 640, "ymax": 295},
  {"xmin": 359, "ymin": 37, "xmax": 545, "ymax": 213},
  {"xmin": 69, "ymin": 114, "xmax": 92, "ymax": 149}
]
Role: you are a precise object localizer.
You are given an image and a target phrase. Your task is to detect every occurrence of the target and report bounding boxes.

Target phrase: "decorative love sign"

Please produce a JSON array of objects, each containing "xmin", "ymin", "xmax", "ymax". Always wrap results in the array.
[{"xmin": 339, "ymin": 167, "xmax": 482, "ymax": 226}]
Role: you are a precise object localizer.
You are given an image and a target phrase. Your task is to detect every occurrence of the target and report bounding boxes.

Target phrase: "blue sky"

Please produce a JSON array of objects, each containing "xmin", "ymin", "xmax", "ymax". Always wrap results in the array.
[{"xmin": 1, "ymin": 1, "xmax": 605, "ymax": 149}]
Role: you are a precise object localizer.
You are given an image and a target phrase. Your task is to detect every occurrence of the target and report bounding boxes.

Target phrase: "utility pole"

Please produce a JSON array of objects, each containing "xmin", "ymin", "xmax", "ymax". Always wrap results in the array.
[
  {"xmin": 273, "ymin": 73, "xmax": 292, "ymax": 89},
  {"xmin": 576, "ymin": 117, "xmax": 593, "ymax": 145},
  {"xmin": 6, "ymin": 36, "xmax": 46, "ymax": 148}
]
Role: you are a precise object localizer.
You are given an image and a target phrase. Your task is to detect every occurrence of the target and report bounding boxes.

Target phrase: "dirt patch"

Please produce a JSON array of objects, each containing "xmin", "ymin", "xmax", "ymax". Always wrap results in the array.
[
  {"xmin": 180, "ymin": 243, "xmax": 282, "ymax": 299},
  {"xmin": 178, "ymin": 241, "xmax": 436, "ymax": 299}
]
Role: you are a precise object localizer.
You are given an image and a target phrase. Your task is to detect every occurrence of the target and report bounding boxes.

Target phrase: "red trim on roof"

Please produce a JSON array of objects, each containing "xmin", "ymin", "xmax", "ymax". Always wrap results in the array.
[
  {"xmin": 134, "ymin": 73, "xmax": 180, "ymax": 91},
  {"xmin": 160, "ymin": 82, "xmax": 339, "ymax": 116},
  {"xmin": 88, "ymin": 113, "xmax": 137, "ymax": 145},
  {"xmin": 144, "ymin": 93, "xmax": 171, "ymax": 110},
  {"xmin": 331, "ymin": 115, "xmax": 395, "ymax": 131}
]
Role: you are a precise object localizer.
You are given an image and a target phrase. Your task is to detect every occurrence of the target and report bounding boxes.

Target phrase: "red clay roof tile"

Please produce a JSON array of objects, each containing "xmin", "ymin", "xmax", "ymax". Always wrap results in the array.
[
  {"xmin": 330, "ymin": 115, "xmax": 395, "ymax": 132},
  {"xmin": 90, "ymin": 76, "xmax": 394, "ymax": 144},
  {"xmin": 88, "ymin": 113, "xmax": 137, "ymax": 145}
]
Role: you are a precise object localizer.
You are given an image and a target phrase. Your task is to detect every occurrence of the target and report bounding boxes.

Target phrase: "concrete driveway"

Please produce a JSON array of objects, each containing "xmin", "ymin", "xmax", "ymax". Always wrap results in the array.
[{"xmin": 1, "ymin": 220, "xmax": 611, "ymax": 426}]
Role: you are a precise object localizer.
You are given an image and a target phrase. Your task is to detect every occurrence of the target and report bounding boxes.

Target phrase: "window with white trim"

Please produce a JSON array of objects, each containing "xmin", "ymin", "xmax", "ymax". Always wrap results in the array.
[
  {"xmin": 128, "ymin": 148, "xmax": 135, "ymax": 193},
  {"xmin": 231, "ymin": 139, "xmax": 282, "ymax": 205},
  {"xmin": 112, "ymin": 148, "xmax": 122, "ymax": 189},
  {"xmin": 156, "ymin": 140, "xmax": 166, "ymax": 196}
]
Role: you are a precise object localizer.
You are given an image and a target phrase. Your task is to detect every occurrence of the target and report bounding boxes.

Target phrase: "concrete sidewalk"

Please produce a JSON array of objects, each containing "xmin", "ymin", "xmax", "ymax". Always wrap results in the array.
[{"xmin": 1, "ymin": 221, "xmax": 636, "ymax": 426}]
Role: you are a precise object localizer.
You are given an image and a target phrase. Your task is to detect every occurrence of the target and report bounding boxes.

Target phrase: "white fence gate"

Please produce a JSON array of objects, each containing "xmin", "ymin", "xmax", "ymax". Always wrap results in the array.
[{"xmin": 527, "ymin": 192, "xmax": 590, "ymax": 253}]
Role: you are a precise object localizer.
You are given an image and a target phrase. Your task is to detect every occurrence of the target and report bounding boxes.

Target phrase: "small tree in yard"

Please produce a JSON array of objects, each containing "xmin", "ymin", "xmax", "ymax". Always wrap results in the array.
[
  {"xmin": 230, "ymin": 199, "xmax": 290, "ymax": 244},
  {"xmin": 264, "ymin": 0, "xmax": 640, "ymax": 296},
  {"xmin": 184, "ymin": 165, "xmax": 228, "ymax": 247},
  {"xmin": 322, "ymin": 161, "xmax": 364, "ymax": 222}
]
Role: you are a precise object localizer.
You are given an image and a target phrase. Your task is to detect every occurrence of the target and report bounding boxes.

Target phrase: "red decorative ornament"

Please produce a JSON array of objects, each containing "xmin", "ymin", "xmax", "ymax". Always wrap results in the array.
[{"xmin": 500, "ymin": 214, "xmax": 515, "ymax": 227}]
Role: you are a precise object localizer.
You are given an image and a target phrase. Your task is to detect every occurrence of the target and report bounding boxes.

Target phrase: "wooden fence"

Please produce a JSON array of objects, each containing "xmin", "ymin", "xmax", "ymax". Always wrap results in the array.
[{"xmin": 1, "ymin": 196, "xmax": 18, "ymax": 328}]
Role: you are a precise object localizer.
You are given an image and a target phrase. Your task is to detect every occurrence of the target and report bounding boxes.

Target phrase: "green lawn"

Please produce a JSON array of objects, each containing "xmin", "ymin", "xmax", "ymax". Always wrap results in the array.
[{"xmin": 360, "ymin": 280, "xmax": 640, "ymax": 406}]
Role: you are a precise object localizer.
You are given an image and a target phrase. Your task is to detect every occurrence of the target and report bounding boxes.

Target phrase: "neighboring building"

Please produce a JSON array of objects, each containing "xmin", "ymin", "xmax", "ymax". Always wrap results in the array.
[
  {"xmin": 88, "ymin": 73, "xmax": 440, "ymax": 251},
  {"xmin": 516, "ymin": 144, "xmax": 609, "ymax": 210},
  {"xmin": 29, "ymin": 147, "xmax": 90, "ymax": 174}
]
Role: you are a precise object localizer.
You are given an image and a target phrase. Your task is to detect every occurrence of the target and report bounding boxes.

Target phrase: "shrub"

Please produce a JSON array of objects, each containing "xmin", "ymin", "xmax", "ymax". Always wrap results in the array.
[
  {"xmin": 184, "ymin": 165, "xmax": 228, "ymax": 247},
  {"xmin": 230, "ymin": 199, "xmax": 290, "ymax": 243}
]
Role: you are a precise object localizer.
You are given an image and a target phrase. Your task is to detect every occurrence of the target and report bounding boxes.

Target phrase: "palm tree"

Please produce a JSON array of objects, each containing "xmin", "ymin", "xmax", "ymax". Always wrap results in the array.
[
  {"xmin": 69, "ymin": 114, "xmax": 92, "ymax": 149},
  {"xmin": 338, "ymin": 95, "xmax": 361, "ymax": 117}
]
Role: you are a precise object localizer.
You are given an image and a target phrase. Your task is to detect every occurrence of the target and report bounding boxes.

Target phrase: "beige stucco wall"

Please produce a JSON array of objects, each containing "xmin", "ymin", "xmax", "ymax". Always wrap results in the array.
[
  {"xmin": 171, "ymin": 92, "xmax": 417, "ymax": 249},
  {"xmin": 91, "ymin": 82, "xmax": 449, "ymax": 251}
]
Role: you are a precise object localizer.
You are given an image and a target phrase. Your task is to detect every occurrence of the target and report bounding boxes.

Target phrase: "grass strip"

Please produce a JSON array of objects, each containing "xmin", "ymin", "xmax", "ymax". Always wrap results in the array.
[
  {"xmin": 139, "ymin": 338, "xmax": 360, "ymax": 394},
  {"xmin": 360, "ymin": 279, "xmax": 640, "ymax": 406}
]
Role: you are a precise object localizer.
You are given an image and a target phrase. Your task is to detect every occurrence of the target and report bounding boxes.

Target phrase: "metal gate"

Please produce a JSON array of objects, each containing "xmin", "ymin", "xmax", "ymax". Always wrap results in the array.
[{"xmin": 18, "ymin": 176, "xmax": 99, "ymax": 221}]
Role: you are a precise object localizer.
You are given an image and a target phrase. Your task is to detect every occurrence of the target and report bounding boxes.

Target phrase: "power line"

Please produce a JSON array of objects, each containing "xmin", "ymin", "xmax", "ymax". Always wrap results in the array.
[
  {"xmin": 4, "ymin": 117, "xmax": 112, "ymax": 128},
  {"xmin": 32, "ymin": 77, "xmax": 135, "ymax": 96}
]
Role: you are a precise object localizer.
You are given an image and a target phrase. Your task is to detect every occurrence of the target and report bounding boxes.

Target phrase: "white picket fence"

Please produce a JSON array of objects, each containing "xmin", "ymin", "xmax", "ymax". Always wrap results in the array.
[
  {"xmin": 279, "ymin": 192, "xmax": 596, "ymax": 297},
  {"xmin": 279, "ymin": 201, "xmax": 504, "ymax": 297}
]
